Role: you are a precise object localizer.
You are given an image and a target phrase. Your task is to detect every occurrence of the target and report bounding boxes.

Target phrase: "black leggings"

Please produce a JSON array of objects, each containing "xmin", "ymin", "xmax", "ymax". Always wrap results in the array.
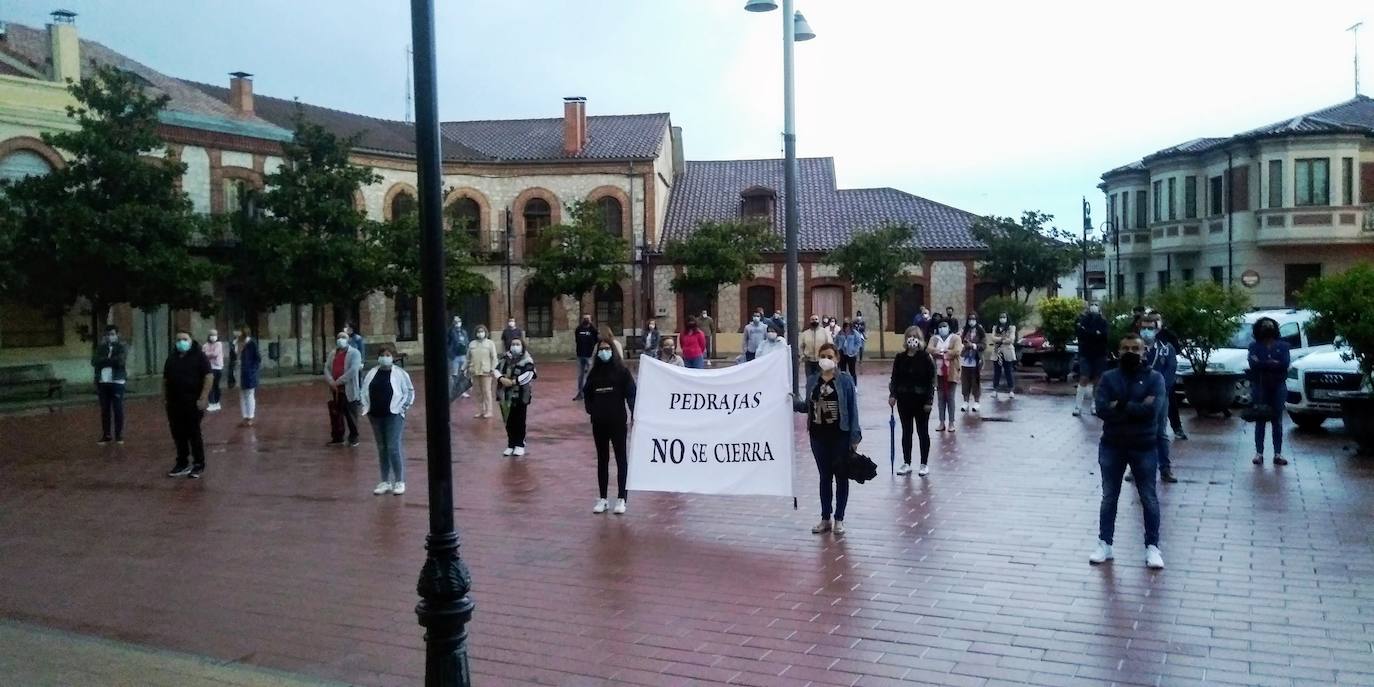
[
  {"xmin": 840, "ymin": 354, "xmax": 857, "ymax": 379},
  {"xmin": 506, "ymin": 401, "xmax": 528, "ymax": 448},
  {"xmin": 593, "ymin": 419, "xmax": 628, "ymax": 499},
  {"xmin": 896, "ymin": 394, "xmax": 932, "ymax": 465}
]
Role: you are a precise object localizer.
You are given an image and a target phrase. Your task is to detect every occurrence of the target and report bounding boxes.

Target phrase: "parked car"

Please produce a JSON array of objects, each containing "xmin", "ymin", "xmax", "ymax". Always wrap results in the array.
[
  {"xmin": 1286, "ymin": 348, "xmax": 1366, "ymax": 430},
  {"xmin": 1016, "ymin": 328, "xmax": 1077, "ymax": 367},
  {"xmin": 1176, "ymin": 308, "xmax": 1335, "ymax": 406}
]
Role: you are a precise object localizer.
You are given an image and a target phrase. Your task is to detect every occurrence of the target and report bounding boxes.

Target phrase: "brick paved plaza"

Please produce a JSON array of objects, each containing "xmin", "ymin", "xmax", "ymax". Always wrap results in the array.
[{"xmin": 2, "ymin": 362, "xmax": 1373, "ymax": 686}]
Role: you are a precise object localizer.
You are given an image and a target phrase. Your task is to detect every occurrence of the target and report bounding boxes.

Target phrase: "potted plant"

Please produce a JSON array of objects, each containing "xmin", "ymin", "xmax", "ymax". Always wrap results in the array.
[
  {"xmin": 1302, "ymin": 264, "xmax": 1374, "ymax": 454},
  {"xmin": 1152, "ymin": 282, "xmax": 1249, "ymax": 415},
  {"xmin": 1036, "ymin": 296, "xmax": 1084, "ymax": 381}
]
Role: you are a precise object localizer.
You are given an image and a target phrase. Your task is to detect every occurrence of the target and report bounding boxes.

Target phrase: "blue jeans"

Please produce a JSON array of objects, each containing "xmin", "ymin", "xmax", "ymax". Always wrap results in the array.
[
  {"xmin": 1254, "ymin": 382, "xmax": 1285, "ymax": 454},
  {"xmin": 450, "ymin": 355, "xmax": 467, "ymax": 376},
  {"xmin": 684, "ymin": 356, "xmax": 705, "ymax": 369},
  {"xmin": 369, "ymin": 413, "xmax": 405, "ymax": 483},
  {"xmin": 809, "ymin": 430, "xmax": 850, "ymax": 521},
  {"xmin": 97, "ymin": 382, "xmax": 125, "ymax": 440},
  {"xmin": 576, "ymin": 356, "xmax": 593, "ymax": 395},
  {"xmin": 1098, "ymin": 442, "xmax": 1160, "ymax": 546},
  {"xmin": 1156, "ymin": 411, "xmax": 1171, "ymax": 474}
]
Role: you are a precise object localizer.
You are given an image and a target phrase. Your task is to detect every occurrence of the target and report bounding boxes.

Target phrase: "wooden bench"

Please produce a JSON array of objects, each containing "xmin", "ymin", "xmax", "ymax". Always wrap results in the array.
[
  {"xmin": 0, "ymin": 363, "xmax": 65, "ymax": 401},
  {"xmin": 624, "ymin": 335, "xmax": 645, "ymax": 359}
]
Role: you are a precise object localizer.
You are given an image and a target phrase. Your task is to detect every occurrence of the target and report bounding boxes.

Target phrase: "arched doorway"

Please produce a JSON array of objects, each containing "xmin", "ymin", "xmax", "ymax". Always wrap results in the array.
[{"xmin": 810, "ymin": 286, "xmax": 844, "ymax": 322}]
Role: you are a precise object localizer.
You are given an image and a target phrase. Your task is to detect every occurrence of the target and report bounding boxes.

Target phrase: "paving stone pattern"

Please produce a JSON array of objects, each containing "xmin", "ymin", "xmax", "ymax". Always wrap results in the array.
[{"xmin": 1, "ymin": 362, "xmax": 1372, "ymax": 686}]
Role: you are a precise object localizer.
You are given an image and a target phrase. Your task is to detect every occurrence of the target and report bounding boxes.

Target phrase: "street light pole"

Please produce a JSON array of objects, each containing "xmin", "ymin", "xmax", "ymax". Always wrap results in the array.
[
  {"xmin": 408, "ymin": 1, "xmax": 474, "ymax": 685},
  {"xmin": 781, "ymin": 0, "xmax": 800, "ymax": 397},
  {"xmin": 1080, "ymin": 197, "xmax": 1090, "ymax": 300}
]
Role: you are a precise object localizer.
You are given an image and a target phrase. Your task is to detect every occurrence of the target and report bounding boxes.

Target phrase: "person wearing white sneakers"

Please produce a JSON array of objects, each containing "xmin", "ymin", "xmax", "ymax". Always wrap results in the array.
[
  {"xmin": 1089, "ymin": 332, "xmax": 1165, "ymax": 570},
  {"xmin": 930, "ymin": 322, "xmax": 962, "ymax": 432},
  {"xmin": 498, "ymin": 338, "xmax": 537, "ymax": 456},
  {"xmin": 889, "ymin": 327, "xmax": 935, "ymax": 477},
  {"xmin": 359, "ymin": 345, "xmax": 415, "ymax": 496},
  {"xmin": 466, "ymin": 325, "xmax": 499, "ymax": 419},
  {"xmin": 583, "ymin": 336, "xmax": 637, "ymax": 515},
  {"xmin": 202, "ymin": 330, "xmax": 225, "ymax": 412},
  {"xmin": 958, "ymin": 316, "xmax": 986, "ymax": 412},
  {"xmin": 990, "ymin": 313, "xmax": 1017, "ymax": 402}
]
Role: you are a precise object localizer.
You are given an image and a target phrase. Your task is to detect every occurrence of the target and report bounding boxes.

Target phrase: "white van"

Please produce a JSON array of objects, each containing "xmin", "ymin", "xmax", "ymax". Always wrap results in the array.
[
  {"xmin": 1286, "ymin": 349, "xmax": 1366, "ymax": 430},
  {"xmin": 1176, "ymin": 309, "xmax": 1335, "ymax": 405}
]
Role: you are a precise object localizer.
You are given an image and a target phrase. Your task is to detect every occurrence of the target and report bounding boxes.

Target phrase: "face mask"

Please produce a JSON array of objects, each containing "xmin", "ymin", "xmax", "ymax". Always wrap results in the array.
[
  {"xmin": 1140, "ymin": 328, "xmax": 1158, "ymax": 343},
  {"xmin": 687, "ymin": 323, "xmax": 697, "ymax": 330},
  {"xmin": 938, "ymin": 326, "xmax": 950, "ymax": 336},
  {"xmin": 508, "ymin": 322, "xmax": 516, "ymax": 329},
  {"xmin": 1119, "ymin": 351, "xmax": 1141, "ymax": 372},
  {"xmin": 766, "ymin": 332, "xmax": 778, "ymax": 341},
  {"xmin": 818, "ymin": 358, "xmax": 837, "ymax": 372},
  {"xmin": 648, "ymin": 323, "xmax": 655, "ymax": 329},
  {"xmin": 753, "ymin": 316, "xmax": 761, "ymax": 322},
  {"xmin": 664, "ymin": 347, "xmax": 675, "ymax": 356},
  {"xmin": 476, "ymin": 331, "xmax": 487, "ymax": 339},
  {"xmin": 809, "ymin": 322, "xmax": 819, "ymax": 329},
  {"xmin": 999, "ymin": 318, "xmax": 1008, "ymax": 324},
  {"xmin": 175, "ymin": 339, "xmax": 191, "ymax": 353},
  {"xmin": 337, "ymin": 338, "xmax": 348, "ymax": 349},
  {"xmin": 1090, "ymin": 306, "xmax": 1101, "ymax": 314},
  {"xmin": 510, "ymin": 345, "xmax": 523, "ymax": 355},
  {"xmin": 378, "ymin": 355, "xmax": 394, "ymax": 368},
  {"xmin": 905, "ymin": 338, "xmax": 921, "ymax": 350},
  {"xmin": 967, "ymin": 319, "xmax": 976, "ymax": 327},
  {"xmin": 208, "ymin": 335, "xmax": 218, "ymax": 342},
  {"xmin": 597, "ymin": 350, "xmax": 612, "ymax": 362},
  {"xmin": 106, "ymin": 334, "xmax": 118, "ymax": 343}
]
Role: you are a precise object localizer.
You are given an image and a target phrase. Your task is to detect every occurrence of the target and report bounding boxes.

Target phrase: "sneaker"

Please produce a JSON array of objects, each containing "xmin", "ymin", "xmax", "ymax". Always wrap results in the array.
[
  {"xmin": 1252, "ymin": 453, "xmax": 1263, "ymax": 465},
  {"xmin": 1009, "ymin": 391, "xmax": 1016, "ymax": 399},
  {"xmin": 473, "ymin": 412, "xmax": 483, "ymax": 418},
  {"xmin": 573, "ymin": 395, "xmax": 583, "ymax": 401},
  {"xmin": 948, "ymin": 425, "xmax": 956, "ymax": 434},
  {"xmin": 1088, "ymin": 540, "xmax": 1113, "ymax": 564},
  {"xmin": 1161, "ymin": 470, "xmax": 1178, "ymax": 483},
  {"xmin": 895, "ymin": 463, "xmax": 912, "ymax": 476},
  {"xmin": 513, "ymin": 446, "xmax": 526, "ymax": 457},
  {"xmin": 936, "ymin": 423, "xmax": 947, "ymax": 432},
  {"xmin": 97, "ymin": 437, "xmax": 112, "ymax": 446},
  {"xmin": 502, "ymin": 448, "xmax": 515, "ymax": 457},
  {"xmin": 327, "ymin": 440, "xmax": 344, "ymax": 446},
  {"xmin": 348, "ymin": 438, "xmax": 360, "ymax": 447},
  {"xmin": 188, "ymin": 466, "xmax": 204, "ymax": 479},
  {"xmin": 1273, "ymin": 454, "xmax": 1288, "ymax": 466},
  {"xmin": 593, "ymin": 498, "xmax": 609, "ymax": 514},
  {"xmin": 1073, "ymin": 408, "xmax": 1082, "ymax": 417},
  {"xmin": 832, "ymin": 521, "xmax": 845, "ymax": 535},
  {"xmin": 1145, "ymin": 545, "xmax": 1165, "ymax": 569},
  {"xmin": 917, "ymin": 464, "xmax": 930, "ymax": 477},
  {"xmin": 960, "ymin": 403, "xmax": 968, "ymax": 412},
  {"xmin": 391, "ymin": 482, "xmax": 405, "ymax": 495},
  {"xmin": 373, "ymin": 482, "xmax": 392, "ymax": 495},
  {"xmin": 461, "ymin": 392, "xmax": 471, "ymax": 398},
  {"xmin": 971, "ymin": 403, "xmax": 980, "ymax": 413},
  {"xmin": 482, "ymin": 413, "xmax": 493, "ymax": 419},
  {"xmin": 167, "ymin": 465, "xmax": 192, "ymax": 478},
  {"xmin": 811, "ymin": 519, "xmax": 832, "ymax": 534},
  {"xmin": 208, "ymin": 403, "xmax": 221, "ymax": 412},
  {"xmin": 116, "ymin": 439, "xmax": 125, "ymax": 445},
  {"xmin": 993, "ymin": 392, "xmax": 1001, "ymax": 402},
  {"xmin": 613, "ymin": 498, "xmax": 626, "ymax": 515},
  {"xmin": 1174, "ymin": 429, "xmax": 1188, "ymax": 440}
]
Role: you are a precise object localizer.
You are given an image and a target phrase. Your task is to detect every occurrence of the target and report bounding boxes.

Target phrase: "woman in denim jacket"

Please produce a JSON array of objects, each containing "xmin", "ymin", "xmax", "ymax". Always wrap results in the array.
[{"xmin": 794, "ymin": 343, "xmax": 862, "ymax": 535}]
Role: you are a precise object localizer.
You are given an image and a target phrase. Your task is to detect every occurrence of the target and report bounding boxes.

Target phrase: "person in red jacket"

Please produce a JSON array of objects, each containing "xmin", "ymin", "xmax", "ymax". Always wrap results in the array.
[{"xmin": 679, "ymin": 318, "xmax": 707, "ymax": 369}]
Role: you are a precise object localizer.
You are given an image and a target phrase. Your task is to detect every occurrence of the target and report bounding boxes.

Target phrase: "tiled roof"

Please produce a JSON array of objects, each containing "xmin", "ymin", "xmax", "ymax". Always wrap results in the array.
[
  {"xmin": 662, "ymin": 158, "xmax": 984, "ymax": 252},
  {"xmin": 1104, "ymin": 96, "xmax": 1374, "ymax": 179}
]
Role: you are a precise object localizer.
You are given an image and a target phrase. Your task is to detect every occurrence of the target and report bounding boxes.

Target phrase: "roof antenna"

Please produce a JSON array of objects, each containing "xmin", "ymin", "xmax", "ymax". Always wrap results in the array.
[
  {"xmin": 1349, "ymin": 22, "xmax": 1363, "ymax": 98},
  {"xmin": 404, "ymin": 43, "xmax": 413, "ymax": 124}
]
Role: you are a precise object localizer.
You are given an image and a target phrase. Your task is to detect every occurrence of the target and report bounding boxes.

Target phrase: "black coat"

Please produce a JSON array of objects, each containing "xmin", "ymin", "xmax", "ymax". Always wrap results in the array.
[{"xmin": 582, "ymin": 363, "xmax": 636, "ymax": 424}]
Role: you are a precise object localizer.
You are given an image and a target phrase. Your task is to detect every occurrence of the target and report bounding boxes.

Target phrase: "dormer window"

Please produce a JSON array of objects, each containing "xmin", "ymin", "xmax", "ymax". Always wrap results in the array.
[{"xmin": 740, "ymin": 186, "xmax": 777, "ymax": 220}]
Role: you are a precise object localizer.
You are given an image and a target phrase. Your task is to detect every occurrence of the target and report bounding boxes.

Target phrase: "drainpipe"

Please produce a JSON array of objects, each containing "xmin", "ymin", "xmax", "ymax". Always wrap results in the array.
[
  {"xmin": 1226, "ymin": 151, "xmax": 1234, "ymax": 286},
  {"xmin": 629, "ymin": 163, "xmax": 638, "ymax": 340},
  {"xmin": 504, "ymin": 207, "xmax": 513, "ymax": 320}
]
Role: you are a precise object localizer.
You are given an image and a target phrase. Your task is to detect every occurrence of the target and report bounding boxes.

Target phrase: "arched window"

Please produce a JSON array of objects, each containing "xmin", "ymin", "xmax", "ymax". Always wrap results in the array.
[
  {"xmin": 390, "ymin": 191, "xmax": 417, "ymax": 220},
  {"xmin": 594, "ymin": 283, "xmax": 624, "ymax": 332},
  {"xmin": 448, "ymin": 197, "xmax": 481, "ymax": 243},
  {"xmin": 0, "ymin": 149, "xmax": 54, "ymax": 184},
  {"xmin": 598, "ymin": 196, "xmax": 623, "ymax": 238},
  {"xmin": 523, "ymin": 197, "xmax": 552, "ymax": 245},
  {"xmin": 524, "ymin": 283, "xmax": 554, "ymax": 338}
]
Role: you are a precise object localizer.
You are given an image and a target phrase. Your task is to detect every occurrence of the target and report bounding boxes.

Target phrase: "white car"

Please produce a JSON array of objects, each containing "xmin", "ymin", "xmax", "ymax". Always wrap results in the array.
[
  {"xmin": 1286, "ymin": 349, "xmax": 1366, "ymax": 430},
  {"xmin": 1176, "ymin": 309, "xmax": 1335, "ymax": 406}
]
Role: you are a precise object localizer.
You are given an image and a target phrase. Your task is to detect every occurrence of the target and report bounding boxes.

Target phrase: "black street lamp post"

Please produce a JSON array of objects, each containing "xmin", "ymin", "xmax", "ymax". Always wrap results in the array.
[{"xmin": 408, "ymin": 1, "xmax": 475, "ymax": 685}]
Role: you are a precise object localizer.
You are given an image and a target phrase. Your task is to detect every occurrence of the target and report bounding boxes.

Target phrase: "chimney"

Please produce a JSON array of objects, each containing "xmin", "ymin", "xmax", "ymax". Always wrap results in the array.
[
  {"xmin": 670, "ymin": 126, "xmax": 685, "ymax": 177},
  {"xmin": 229, "ymin": 72, "xmax": 254, "ymax": 116},
  {"xmin": 47, "ymin": 9, "xmax": 79, "ymax": 84},
  {"xmin": 563, "ymin": 96, "xmax": 587, "ymax": 156}
]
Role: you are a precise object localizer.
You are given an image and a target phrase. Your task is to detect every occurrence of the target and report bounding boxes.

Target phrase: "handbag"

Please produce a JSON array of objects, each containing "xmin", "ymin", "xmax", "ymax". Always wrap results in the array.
[
  {"xmin": 846, "ymin": 450, "xmax": 878, "ymax": 484},
  {"xmin": 1240, "ymin": 404, "xmax": 1273, "ymax": 423}
]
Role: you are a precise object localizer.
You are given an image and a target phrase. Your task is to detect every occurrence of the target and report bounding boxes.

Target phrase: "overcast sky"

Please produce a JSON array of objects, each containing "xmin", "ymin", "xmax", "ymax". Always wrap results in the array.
[{"xmin": 6, "ymin": 0, "xmax": 1369, "ymax": 238}]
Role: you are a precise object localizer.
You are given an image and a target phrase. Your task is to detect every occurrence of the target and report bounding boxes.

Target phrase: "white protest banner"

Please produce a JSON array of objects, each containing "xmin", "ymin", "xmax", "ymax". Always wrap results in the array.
[{"xmin": 628, "ymin": 349, "xmax": 794, "ymax": 497}]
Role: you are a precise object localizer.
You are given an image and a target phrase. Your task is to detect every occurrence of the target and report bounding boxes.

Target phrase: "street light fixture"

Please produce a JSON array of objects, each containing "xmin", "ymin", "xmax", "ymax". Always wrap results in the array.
[{"xmin": 744, "ymin": 0, "xmax": 814, "ymax": 398}]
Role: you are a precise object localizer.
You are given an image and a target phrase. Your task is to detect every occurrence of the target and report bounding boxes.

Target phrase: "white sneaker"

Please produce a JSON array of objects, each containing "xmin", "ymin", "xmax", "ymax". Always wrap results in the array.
[
  {"xmin": 513, "ymin": 446, "xmax": 526, "ymax": 457},
  {"xmin": 1145, "ymin": 545, "xmax": 1165, "ymax": 569},
  {"xmin": 895, "ymin": 463, "xmax": 912, "ymax": 476},
  {"xmin": 593, "ymin": 498, "xmax": 609, "ymax": 514},
  {"xmin": 917, "ymin": 464, "xmax": 929, "ymax": 477},
  {"xmin": 502, "ymin": 448, "xmax": 515, "ymax": 456},
  {"xmin": 1009, "ymin": 391, "xmax": 1016, "ymax": 399},
  {"xmin": 960, "ymin": 403, "xmax": 968, "ymax": 412},
  {"xmin": 993, "ymin": 393, "xmax": 1001, "ymax": 402},
  {"xmin": 1073, "ymin": 407, "xmax": 1082, "ymax": 417},
  {"xmin": 832, "ymin": 521, "xmax": 846, "ymax": 535},
  {"xmin": 473, "ymin": 412, "xmax": 483, "ymax": 418},
  {"xmin": 613, "ymin": 499, "xmax": 627, "ymax": 515},
  {"xmin": 1088, "ymin": 540, "xmax": 1113, "ymax": 564},
  {"xmin": 391, "ymin": 482, "xmax": 405, "ymax": 495},
  {"xmin": 373, "ymin": 482, "xmax": 392, "ymax": 495},
  {"xmin": 971, "ymin": 403, "xmax": 980, "ymax": 413},
  {"xmin": 207, "ymin": 403, "xmax": 221, "ymax": 412},
  {"xmin": 461, "ymin": 392, "xmax": 471, "ymax": 398}
]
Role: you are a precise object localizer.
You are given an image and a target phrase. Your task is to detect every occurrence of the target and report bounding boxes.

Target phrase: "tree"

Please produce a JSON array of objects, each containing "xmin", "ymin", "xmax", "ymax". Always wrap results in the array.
[
  {"xmin": 525, "ymin": 200, "xmax": 628, "ymax": 318},
  {"xmin": 377, "ymin": 209, "xmax": 492, "ymax": 312},
  {"xmin": 662, "ymin": 220, "xmax": 781, "ymax": 311},
  {"xmin": 259, "ymin": 108, "xmax": 382, "ymax": 360},
  {"xmin": 0, "ymin": 64, "xmax": 216, "ymax": 341},
  {"xmin": 1150, "ymin": 281, "xmax": 1249, "ymax": 375},
  {"xmin": 824, "ymin": 222, "xmax": 923, "ymax": 358},
  {"xmin": 1302, "ymin": 264, "xmax": 1374, "ymax": 389},
  {"xmin": 971, "ymin": 211, "xmax": 1079, "ymax": 304}
]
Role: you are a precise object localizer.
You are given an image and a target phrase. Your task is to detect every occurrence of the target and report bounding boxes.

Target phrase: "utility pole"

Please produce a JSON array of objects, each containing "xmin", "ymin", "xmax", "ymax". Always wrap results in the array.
[
  {"xmin": 1081, "ymin": 197, "xmax": 1091, "ymax": 301},
  {"xmin": 404, "ymin": 44, "xmax": 414, "ymax": 124},
  {"xmin": 1349, "ymin": 22, "xmax": 1363, "ymax": 97}
]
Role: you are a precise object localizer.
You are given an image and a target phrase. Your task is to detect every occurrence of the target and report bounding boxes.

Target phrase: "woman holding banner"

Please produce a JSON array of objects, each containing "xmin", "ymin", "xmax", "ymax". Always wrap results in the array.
[
  {"xmin": 795, "ymin": 343, "xmax": 862, "ymax": 535},
  {"xmin": 889, "ymin": 327, "xmax": 936, "ymax": 477},
  {"xmin": 498, "ymin": 337, "xmax": 537, "ymax": 456},
  {"xmin": 583, "ymin": 336, "xmax": 637, "ymax": 515}
]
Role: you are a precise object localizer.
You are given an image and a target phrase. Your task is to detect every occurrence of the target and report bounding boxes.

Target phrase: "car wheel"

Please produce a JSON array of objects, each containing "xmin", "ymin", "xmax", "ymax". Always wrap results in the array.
[
  {"xmin": 1234, "ymin": 378, "xmax": 1252, "ymax": 407},
  {"xmin": 1289, "ymin": 412, "xmax": 1325, "ymax": 431}
]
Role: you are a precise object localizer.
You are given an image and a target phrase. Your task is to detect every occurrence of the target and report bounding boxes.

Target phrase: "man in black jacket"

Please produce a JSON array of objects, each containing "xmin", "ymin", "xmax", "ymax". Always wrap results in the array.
[
  {"xmin": 573, "ymin": 314, "xmax": 597, "ymax": 401},
  {"xmin": 164, "ymin": 329, "xmax": 213, "ymax": 478},
  {"xmin": 1074, "ymin": 302, "xmax": 1110, "ymax": 417},
  {"xmin": 93, "ymin": 325, "xmax": 129, "ymax": 445}
]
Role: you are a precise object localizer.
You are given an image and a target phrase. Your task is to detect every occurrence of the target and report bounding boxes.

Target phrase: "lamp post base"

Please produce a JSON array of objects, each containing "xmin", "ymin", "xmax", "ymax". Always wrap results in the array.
[{"xmin": 415, "ymin": 532, "xmax": 475, "ymax": 687}]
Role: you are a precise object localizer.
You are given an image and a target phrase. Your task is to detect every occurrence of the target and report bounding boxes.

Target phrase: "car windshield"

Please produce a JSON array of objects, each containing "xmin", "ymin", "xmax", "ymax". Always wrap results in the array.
[{"xmin": 1227, "ymin": 325, "xmax": 1254, "ymax": 349}]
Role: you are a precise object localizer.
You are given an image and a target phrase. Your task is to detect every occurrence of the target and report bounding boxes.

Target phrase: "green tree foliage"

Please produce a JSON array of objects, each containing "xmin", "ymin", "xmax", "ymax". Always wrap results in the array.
[
  {"xmin": 662, "ymin": 220, "xmax": 781, "ymax": 304},
  {"xmin": 525, "ymin": 200, "xmax": 628, "ymax": 316},
  {"xmin": 971, "ymin": 211, "xmax": 1079, "ymax": 304},
  {"xmin": 0, "ymin": 64, "xmax": 216, "ymax": 339},
  {"xmin": 1149, "ymin": 281, "xmax": 1250, "ymax": 375},
  {"xmin": 824, "ymin": 222, "xmax": 923, "ymax": 357},
  {"xmin": 1302, "ymin": 264, "xmax": 1374, "ymax": 387},
  {"xmin": 376, "ymin": 209, "xmax": 492, "ymax": 311},
  {"xmin": 1037, "ymin": 296, "xmax": 1086, "ymax": 350},
  {"xmin": 1101, "ymin": 297, "xmax": 1139, "ymax": 351},
  {"xmin": 977, "ymin": 295, "xmax": 1032, "ymax": 328},
  {"xmin": 219, "ymin": 191, "xmax": 300, "ymax": 329}
]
